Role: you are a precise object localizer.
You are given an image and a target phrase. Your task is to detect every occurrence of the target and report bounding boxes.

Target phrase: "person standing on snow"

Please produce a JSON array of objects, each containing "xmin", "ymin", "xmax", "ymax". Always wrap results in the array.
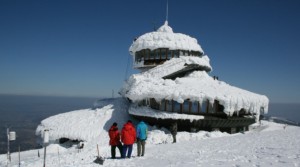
[
  {"xmin": 121, "ymin": 120, "xmax": 136, "ymax": 158},
  {"xmin": 170, "ymin": 121, "xmax": 177, "ymax": 143},
  {"xmin": 136, "ymin": 120, "xmax": 148, "ymax": 157},
  {"xmin": 109, "ymin": 122, "xmax": 123, "ymax": 159}
]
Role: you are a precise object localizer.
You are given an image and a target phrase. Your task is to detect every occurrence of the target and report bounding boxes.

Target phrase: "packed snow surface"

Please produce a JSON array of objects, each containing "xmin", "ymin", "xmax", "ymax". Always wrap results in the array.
[
  {"xmin": 121, "ymin": 57, "xmax": 269, "ymax": 117},
  {"xmin": 0, "ymin": 98, "xmax": 298, "ymax": 167},
  {"xmin": 129, "ymin": 21, "xmax": 204, "ymax": 55}
]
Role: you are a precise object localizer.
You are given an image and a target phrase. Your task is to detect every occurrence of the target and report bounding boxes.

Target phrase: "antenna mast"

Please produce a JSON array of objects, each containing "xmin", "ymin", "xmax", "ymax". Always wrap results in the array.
[{"xmin": 166, "ymin": 0, "xmax": 169, "ymax": 22}]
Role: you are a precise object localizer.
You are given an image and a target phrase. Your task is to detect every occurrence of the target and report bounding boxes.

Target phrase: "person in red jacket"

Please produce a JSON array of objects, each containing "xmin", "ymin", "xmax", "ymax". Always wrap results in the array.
[
  {"xmin": 121, "ymin": 120, "xmax": 136, "ymax": 158},
  {"xmin": 109, "ymin": 122, "xmax": 123, "ymax": 159}
]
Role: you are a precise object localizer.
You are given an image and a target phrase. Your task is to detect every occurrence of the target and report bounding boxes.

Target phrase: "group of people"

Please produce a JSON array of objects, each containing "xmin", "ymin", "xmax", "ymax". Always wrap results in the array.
[{"xmin": 108, "ymin": 120, "xmax": 148, "ymax": 159}]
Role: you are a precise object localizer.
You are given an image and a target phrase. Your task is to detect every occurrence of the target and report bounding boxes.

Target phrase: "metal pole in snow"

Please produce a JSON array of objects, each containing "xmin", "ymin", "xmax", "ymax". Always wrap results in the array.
[
  {"xmin": 7, "ymin": 128, "xmax": 10, "ymax": 162},
  {"xmin": 97, "ymin": 144, "xmax": 100, "ymax": 157},
  {"xmin": 18, "ymin": 145, "xmax": 21, "ymax": 167},
  {"xmin": 43, "ymin": 145, "xmax": 46, "ymax": 167},
  {"xmin": 43, "ymin": 129, "xmax": 49, "ymax": 167}
]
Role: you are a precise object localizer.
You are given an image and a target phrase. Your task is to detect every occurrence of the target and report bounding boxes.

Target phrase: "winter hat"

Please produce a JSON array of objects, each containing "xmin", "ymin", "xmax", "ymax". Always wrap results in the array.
[{"xmin": 113, "ymin": 122, "xmax": 117, "ymax": 126}]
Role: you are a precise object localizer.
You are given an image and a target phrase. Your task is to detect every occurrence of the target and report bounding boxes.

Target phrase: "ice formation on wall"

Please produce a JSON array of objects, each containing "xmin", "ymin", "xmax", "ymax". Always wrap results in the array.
[{"xmin": 121, "ymin": 56, "xmax": 269, "ymax": 117}]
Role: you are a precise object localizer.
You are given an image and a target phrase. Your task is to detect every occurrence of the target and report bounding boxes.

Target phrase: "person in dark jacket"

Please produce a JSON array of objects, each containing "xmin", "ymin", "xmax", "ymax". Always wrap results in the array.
[
  {"xmin": 108, "ymin": 122, "xmax": 123, "ymax": 159},
  {"xmin": 121, "ymin": 120, "xmax": 136, "ymax": 158},
  {"xmin": 170, "ymin": 121, "xmax": 177, "ymax": 143},
  {"xmin": 136, "ymin": 121, "xmax": 148, "ymax": 157}
]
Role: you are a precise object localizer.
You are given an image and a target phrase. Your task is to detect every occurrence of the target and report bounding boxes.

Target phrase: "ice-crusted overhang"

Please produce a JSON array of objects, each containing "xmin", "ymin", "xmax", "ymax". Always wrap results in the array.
[
  {"xmin": 129, "ymin": 21, "xmax": 204, "ymax": 55},
  {"xmin": 129, "ymin": 105, "xmax": 205, "ymax": 121},
  {"xmin": 121, "ymin": 57, "xmax": 268, "ymax": 117},
  {"xmin": 136, "ymin": 56, "xmax": 212, "ymax": 79}
]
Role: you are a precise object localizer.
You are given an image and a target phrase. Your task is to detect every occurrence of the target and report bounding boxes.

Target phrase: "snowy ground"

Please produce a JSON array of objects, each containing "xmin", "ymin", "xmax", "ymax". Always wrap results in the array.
[{"xmin": 1, "ymin": 98, "xmax": 299, "ymax": 167}]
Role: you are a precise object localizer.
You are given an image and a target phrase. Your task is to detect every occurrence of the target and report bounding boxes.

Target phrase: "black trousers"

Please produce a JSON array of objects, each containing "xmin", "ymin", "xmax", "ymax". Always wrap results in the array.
[
  {"xmin": 137, "ymin": 139, "xmax": 146, "ymax": 156},
  {"xmin": 111, "ymin": 143, "xmax": 123, "ymax": 159},
  {"xmin": 172, "ymin": 133, "xmax": 176, "ymax": 143}
]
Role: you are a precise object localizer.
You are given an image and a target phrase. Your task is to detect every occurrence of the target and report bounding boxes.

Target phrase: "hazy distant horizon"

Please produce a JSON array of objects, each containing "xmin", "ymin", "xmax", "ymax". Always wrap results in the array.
[
  {"xmin": 0, "ymin": 93, "xmax": 298, "ymax": 104},
  {"xmin": 0, "ymin": 94, "xmax": 98, "ymax": 154},
  {"xmin": 0, "ymin": 93, "xmax": 110, "ymax": 99}
]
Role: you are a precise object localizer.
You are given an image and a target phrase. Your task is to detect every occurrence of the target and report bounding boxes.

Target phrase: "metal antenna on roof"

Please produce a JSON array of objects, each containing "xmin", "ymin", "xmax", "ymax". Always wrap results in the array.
[{"xmin": 166, "ymin": 0, "xmax": 169, "ymax": 22}]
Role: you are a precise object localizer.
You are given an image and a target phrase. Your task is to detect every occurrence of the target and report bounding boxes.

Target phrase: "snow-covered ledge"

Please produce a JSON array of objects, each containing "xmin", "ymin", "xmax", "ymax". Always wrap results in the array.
[
  {"xmin": 122, "ymin": 68, "xmax": 269, "ymax": 119},
  {"xmin": 129, "ymin": 105, "xmax": 204, "ymax": 122}
]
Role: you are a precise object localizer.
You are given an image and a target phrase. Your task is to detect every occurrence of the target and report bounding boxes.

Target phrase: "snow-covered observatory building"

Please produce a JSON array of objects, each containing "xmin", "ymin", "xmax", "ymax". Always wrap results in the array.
[{"xmin": 121, "ymin": 21, "xmax": 269, "ymax": 133}]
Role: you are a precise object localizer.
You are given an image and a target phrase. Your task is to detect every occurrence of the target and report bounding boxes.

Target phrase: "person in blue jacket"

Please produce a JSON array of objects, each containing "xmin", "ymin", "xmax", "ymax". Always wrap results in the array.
[{"xmin": 136, "ymin": 120, "xmax": 148, "ymax": 157}]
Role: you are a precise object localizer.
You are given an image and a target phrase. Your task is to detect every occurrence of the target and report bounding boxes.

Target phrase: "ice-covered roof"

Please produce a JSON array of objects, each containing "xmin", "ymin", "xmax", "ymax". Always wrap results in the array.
[
  {"xmin": 121, "ymin": 57, "xmax": 269, "ymax": 117},
  {"xmin": 36, "ymin": 98, "xmax": 131, "ymax": 142},
  {"xmin": 129, "ymin": 21, "xmax": 204, "ymax": 55}
]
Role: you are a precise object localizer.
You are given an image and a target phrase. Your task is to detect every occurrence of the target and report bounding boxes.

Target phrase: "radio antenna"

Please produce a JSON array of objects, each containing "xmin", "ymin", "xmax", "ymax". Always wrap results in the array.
[{"xmin": 166, "ymin": 0, "xmax": 169, "ymax": 22}]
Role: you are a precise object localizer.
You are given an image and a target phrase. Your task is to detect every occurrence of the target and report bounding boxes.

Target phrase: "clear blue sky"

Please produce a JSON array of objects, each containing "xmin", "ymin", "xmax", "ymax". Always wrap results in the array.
[{"xmin": 0, "ymin": 0, "xmax": 299, "ymax": 103}]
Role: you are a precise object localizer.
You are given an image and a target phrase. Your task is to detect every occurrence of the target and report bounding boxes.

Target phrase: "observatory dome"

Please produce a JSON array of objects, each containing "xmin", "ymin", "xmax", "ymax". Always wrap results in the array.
[{"xmin": 129, "ymin": 21, "xmax": 204, "ymax": 55}]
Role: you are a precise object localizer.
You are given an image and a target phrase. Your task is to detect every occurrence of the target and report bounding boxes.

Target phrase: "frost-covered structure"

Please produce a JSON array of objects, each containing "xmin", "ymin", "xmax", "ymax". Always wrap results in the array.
[{"xmin": 122, "ymin": 21, "xmax": 269, "ymax": 133}]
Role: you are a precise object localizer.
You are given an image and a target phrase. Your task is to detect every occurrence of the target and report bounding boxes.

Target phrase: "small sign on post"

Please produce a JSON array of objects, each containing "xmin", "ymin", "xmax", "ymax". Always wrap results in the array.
[
  {"xmin": 9, "ymin": 132, "xmax": 16, "ymax": 141},
  {"xmin": 43, "ymin": 130, "xmax": 49, "ymax": 144},
  {"xmin": 7, "ymin": 128, "xmax": 17, "ymax": 163}
]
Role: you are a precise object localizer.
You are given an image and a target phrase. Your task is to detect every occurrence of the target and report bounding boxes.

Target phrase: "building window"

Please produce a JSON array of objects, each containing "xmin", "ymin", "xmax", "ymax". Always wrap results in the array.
[
  {"xmin": 201, "ymin": 100, "xmax": 208, "ymax": 113},
  {"xmin": 166, "ymin": 100, "xmax": 173, "ymax": 112},
  {"xmin": 183, "ymin": 100, "xmax": 190, "ymax": 113},
  {"xmin": 167, "ymin": 50, "xmax": 172, "ymax": 60},
  {"xmin": 161, "ymin": 49, "xmax": 166, "ymax": 60},
  {"xmin": 160, "ymin": 99, "xmax": 166, "ymax": 111},
  {"xmin": 144, "ymin": 50, "xmax": 149, "ymax": 60},
  {"xmin": 135, "ymin": 52, "xmax": 142, "ymax": 62},
  {"xmin": 150, "ymin": 50, "xmax": 155, "ymax": 59},
  {"xmin": 180, "ymin": 50, "xmax": 184, "ymax": 56},
  {"xmin": 155, "ymin": 49, "xmax": 160, "ymax": 60},
  {"xmin": 191, "ymin": 101, "xmax": 199, "ymax": 113},
  {"xmin": 150, "ymin": 98, "xmax": 160, "ymax": 110},
  {"xmin": 145, "ymin": 99, "xmax": 150, "ymax": 106},
  {"xmin": 174, "ymin": 101, "xmax": 181, "ymax": 113},
  {"xmin": 174, "ymin": 50, "xmax": 179, "ymax": 58}
]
